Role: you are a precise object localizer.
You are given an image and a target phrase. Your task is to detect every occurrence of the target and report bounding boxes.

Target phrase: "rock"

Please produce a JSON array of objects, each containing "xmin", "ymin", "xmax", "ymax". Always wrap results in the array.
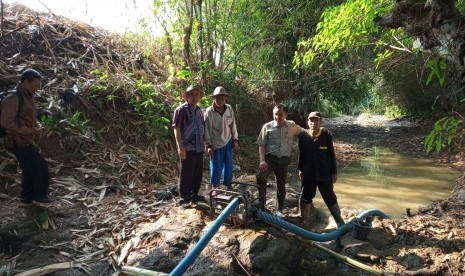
[
  {"xmin": 456, "ymin": 188, "xmax": 465, "ymax": 201},
  {"xmin": 125, "ymin": 206, "xmax": 349, "ymax": 275},
  {"xmin": 339, "ymin": 228, "xmax": 388, "ymax": 262}
]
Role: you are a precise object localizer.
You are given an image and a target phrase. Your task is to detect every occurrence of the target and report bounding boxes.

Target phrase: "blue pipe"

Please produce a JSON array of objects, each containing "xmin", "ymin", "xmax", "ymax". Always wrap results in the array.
[
  {"xmin": 169, "ymin": 197, "xmax": 240, "ymax": 276},
  {"xmin": 255, "ymin": 209, "xmax": 389, "ymax": 242}
]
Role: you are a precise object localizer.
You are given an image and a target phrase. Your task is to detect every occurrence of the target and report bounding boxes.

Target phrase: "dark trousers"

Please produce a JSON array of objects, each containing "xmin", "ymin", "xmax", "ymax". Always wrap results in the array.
[
  {"xmin": 256, "ymin": 154, "xmax": 290, "ymax": 210},
  {"xmin": 11, "ymin": 145, "xmax": 50, "ymax": 201},
  {"xmin": 300, "ymin": 178, "xmax": 338, "ymax": 207},
  {"xmin": 178, "ymin": 151, "xmax": 203, "ymax": 202}
]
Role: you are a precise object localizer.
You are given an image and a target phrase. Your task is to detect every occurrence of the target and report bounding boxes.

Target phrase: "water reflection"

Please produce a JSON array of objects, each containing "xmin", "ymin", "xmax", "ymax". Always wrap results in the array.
[{"xmin": 296, "ymin": 147, "xmax": 460, "ymax": 219}]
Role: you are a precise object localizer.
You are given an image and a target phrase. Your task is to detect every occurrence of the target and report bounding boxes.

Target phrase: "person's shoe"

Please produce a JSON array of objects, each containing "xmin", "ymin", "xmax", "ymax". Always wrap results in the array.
[
  {"xmin": 178, "ymin": 199, "xmax": 191, "ymax": 209},
  {"xmin": 225, "ymin": 185, "xmax": 238, "ymax": 191},
  {"xmin": 300, "ymin": 201, "xmax": 314, "ymax": 229},
  {"xmin": 180, "ymin": 202, "xmax": 191, "ymax": 209},
  {"xmin": 266, "ymin": 182, "xmax": 273, "ymax": 188},
  {"xmin": 20, "ymin": 198, "xmax": 33, "ymax": 205},
  {"xmin": 328, "ymin": 203, "xmax": 345, "ymax": 228},
  {"xmin": 33, "ymin": 196, "xmax": 53, "ymax": 204},
  {"xmin": 192, "ymin": 194, "xmax": 206, "ymax": 202}
]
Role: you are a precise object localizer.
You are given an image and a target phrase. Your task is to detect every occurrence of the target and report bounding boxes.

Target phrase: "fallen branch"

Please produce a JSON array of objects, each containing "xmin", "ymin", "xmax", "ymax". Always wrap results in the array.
[
  {"xmin": 118, "ymin": 236, "xmax": 140, "ymax": 265},
  {"xmin": 232, "ymin": 253, "xmax": 252, "ymax": 276},
  {"xmin": 14, "ymin": 262, "xmax": 81, "ymax": 276},
  {"xmin": 14, "ymin": 249, "xmax": 108, "ymax": 276},
  {"xmin": 0, "ymin": 17, "xmax": 36, "ymax": 41}
]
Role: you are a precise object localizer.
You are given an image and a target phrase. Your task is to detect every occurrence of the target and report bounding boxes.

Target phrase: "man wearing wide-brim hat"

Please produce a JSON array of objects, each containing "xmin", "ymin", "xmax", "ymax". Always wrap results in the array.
[
  {"xmin": 204, "ymin": 86, "xmax": 239, "ymax": 190},
  {"xmin": 172, "ymin": 84, "xmax": 206, "ymax": 207}
]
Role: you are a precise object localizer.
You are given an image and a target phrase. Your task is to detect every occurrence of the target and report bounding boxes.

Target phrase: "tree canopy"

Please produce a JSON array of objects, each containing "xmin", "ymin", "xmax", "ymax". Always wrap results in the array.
[{"xmin": 148, "ymin": 0, "xmax": 464, "ymax": 129}]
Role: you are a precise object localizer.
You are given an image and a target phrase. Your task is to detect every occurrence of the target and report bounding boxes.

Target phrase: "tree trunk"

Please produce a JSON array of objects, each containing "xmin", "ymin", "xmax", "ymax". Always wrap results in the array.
[
  {"xmin": 1, "ymin": 0, "xmax": 3, "ymax": 35},
  {"xmin": 155, "ymin": 16, "xmax": 176, "ymax": 69},
  {"xmin": 164, "ymin": 30, "xmax": 176, "ymax": 68},
  {"xmin": 374, "ymin": 0, "xmax": 465, "ymax": 68},
  {"xmin": 182, "ymin": 0, "xmax": 195, "ymax": 68},
  {"xmin": 218, "ymin": 0, "xmax": 236, "ymax": 69},
  {"xmin": 195, "ymin": 0, "xmax": 204, "ymax": 64}
]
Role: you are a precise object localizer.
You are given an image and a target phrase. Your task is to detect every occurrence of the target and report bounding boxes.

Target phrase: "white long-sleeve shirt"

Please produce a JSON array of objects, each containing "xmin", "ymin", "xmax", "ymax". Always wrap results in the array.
[{"xmin": 204, "ymin": 104, "xmax": 238, "ymax": 149}]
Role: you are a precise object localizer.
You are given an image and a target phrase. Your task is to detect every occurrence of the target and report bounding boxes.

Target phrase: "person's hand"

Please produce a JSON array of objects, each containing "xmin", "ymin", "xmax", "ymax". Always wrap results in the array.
[
  {"xmin": 259, "ymin": 161, "xmax": 268, "ymax": 172},
  {"xmin": 332, "ymin": 174, "xmax": 337, "ymax": 183},
  {"xmin": 178, "ymin": 147, "xmax": 186, "ymax": 160},
  {"xmin": 299, "ymin": 171, "xmax": 303, "ymax": 179},
  {"xmin": 233, "ymin": 140, "xmax": 239, "ymax": 151},
  {"xmin": 207, "ymin": 147, "xmax": 214, "ymax": 156}
]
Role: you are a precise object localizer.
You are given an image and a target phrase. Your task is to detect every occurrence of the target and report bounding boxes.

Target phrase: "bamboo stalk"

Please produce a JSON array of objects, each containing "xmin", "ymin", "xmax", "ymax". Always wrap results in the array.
[
  {"xmin": 14, "ymin": 249, "xmax": 107, "ymax": 276},
  {"xmin": 122, "ymin": 266, "xmax": 168, "ymax": 276},
  {"xmin": 297, "ymin": 236, "xmax": 394, "ymax": 276},
  {"xmin": 14, "ymin": 262, "xmax": 76, "ymax": 276}
]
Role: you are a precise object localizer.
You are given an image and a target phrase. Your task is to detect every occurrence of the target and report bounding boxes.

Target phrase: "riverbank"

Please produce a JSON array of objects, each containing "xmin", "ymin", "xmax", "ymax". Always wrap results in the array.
[{"xmin": 327, "ymin": 114, "xmax": 465, "ymax": 275}]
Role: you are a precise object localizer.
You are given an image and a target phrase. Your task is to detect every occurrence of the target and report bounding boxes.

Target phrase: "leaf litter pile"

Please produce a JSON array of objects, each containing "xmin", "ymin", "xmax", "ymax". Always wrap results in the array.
[
  {"xmin": 0, "ymin": 3, "xmax": 181, "ymax": 274},
  {"xmin": 0, "ymin": 3, "xmax": 464, "ymax": 276}
]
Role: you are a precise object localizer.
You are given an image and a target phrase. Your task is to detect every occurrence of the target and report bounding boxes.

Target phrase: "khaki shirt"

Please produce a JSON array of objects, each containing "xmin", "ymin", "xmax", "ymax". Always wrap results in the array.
[
  {"xmin": 204, "ymin": 104, "xmax": 238, "ymax": 149},
  {"xmin": 0, "ymin": 89, "xmax": 39, "ymax": 148},
  {"xmin": 257, "ymin": 120, "xmax": 302, "ymax": 157}
]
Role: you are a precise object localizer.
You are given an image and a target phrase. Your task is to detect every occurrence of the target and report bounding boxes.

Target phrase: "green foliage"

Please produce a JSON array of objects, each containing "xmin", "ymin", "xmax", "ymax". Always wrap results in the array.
[
  {"xmin": 40, "ymin": 114, "xmax": 56, "ymax": 129},
  {"xmin": 198, "ymin": 94, "xmax": 211, "ymax": 108},
  {"xmin": 90, "ymin": 68, "xmax": 108, "ymax": 79},
  {"xmin": 235, "ymin": 133, "xmax": 258, "ymax": 158},
  {"xmin": 68, "ymin": 111, "xmax": 87, "ymax": 131},
  {"xmin": 356, "ymin": 91, "xmax": 383, "ymax": 114},
  {"xmin": 176, "ymin": 69, "xmax": 193, "ymax": 79},
  {"xmin": 40, "ymin": 111, "xmax": 88, "ymax": 135},
  {"xmin": 90, "ymin": 69, "xmax": 110, "ymax": 93},
  {"xmin": 374, "ymin": 49, "xmax": 392, "ymax": 69},
  {"xmin": 426, "ymin": 58, "xmax": 447, "ymax": 86},
  {"xmin": 379, "ymin": 57, "xmax": 442, "ymax": 116},
  {"xmin": 314, "ymin": 97, "xmax": 341, "ymax": 117},
  {"xmin": 294, "ymin": 0, "xmax": 392, "ymax": 68},
  {"xmin": 147, "ymin": 0, "xmax": 463, "ymax": 145},
  {"xmin": 236, "ymin": 0, "xmax": 324, "ymax": 80},
  {"xmin": 425, "ymin": 116, "xmax": 463, "ymax": 153},
  {"xmin": 288, "ymin": 65, "xmax": 400, "ymax": 117},
  {"xmin": 458, "ymin": 0, "xmax": 465, "ymax": 11},
  {"xmin": 130, "ymin": 79, "xmax": 171, "ymax": 138},
  {"xmin": 384, "ymin": 105, "xmax": 407, "ymax": 119}
]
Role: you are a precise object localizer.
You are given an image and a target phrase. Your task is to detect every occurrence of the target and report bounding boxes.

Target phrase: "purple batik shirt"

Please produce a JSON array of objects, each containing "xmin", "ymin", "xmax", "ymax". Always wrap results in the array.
[{"xmin": 172, "ymin": 103, "xmax": 205, "ymax": 153}]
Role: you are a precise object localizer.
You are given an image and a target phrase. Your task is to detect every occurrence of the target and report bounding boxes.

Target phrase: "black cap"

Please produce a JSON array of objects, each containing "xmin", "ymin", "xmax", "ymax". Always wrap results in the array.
[{"xmin": 308, "ymin": 111, "xmax": 321, "ymax": 119}]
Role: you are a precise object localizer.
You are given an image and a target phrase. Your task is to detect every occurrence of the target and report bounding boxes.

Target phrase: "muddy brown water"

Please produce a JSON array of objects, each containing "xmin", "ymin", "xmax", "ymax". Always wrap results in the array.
[{"xmin": 292, "ymin": 147, "xmax": 460, "ymax": 219}]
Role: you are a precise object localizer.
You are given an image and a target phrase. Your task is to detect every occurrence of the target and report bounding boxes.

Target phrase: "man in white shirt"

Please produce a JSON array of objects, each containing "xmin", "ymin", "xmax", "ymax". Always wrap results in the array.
[{"xmin": 204, "ymin": 86, "xmax": 239, "ymax": 190}]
